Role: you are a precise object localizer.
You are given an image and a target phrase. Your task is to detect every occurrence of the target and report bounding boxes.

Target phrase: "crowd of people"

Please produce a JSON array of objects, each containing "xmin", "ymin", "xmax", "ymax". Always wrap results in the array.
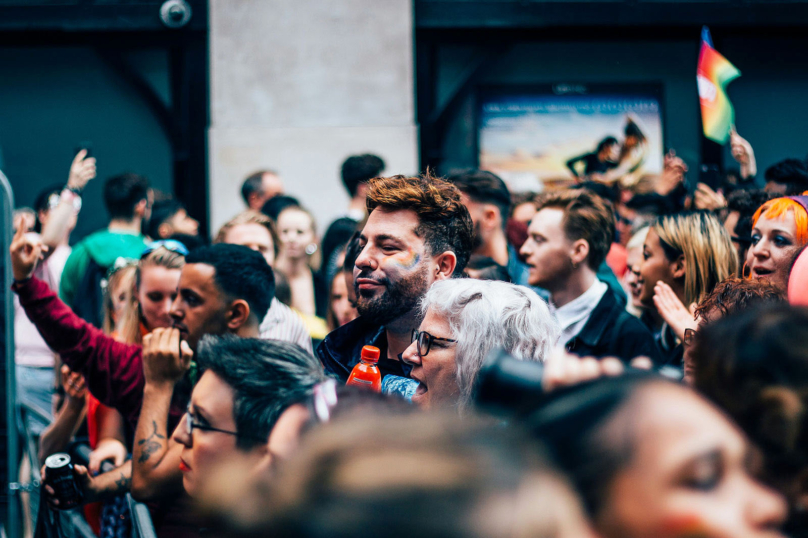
[{"xmin": 10, "ymin": 131, "xmax": 808, "ymax": 538}]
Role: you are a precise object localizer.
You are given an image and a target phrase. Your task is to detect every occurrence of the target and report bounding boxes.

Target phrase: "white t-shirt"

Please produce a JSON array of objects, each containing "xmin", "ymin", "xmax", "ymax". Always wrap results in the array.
[{"xmin": 15, "ymin": 245, "xmax": 71, "ymax": 368}]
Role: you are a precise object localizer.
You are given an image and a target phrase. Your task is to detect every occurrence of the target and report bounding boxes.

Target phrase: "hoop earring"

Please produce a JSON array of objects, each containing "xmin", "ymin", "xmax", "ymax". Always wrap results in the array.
[{"xmin": 305, "ymin": 243, "xmax": 318, "ymax": 256}]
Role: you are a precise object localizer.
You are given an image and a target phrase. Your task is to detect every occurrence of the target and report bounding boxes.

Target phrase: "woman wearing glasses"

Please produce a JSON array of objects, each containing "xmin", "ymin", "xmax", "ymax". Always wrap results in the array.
[{"xmin": 401, "ymin": 279, "xmax": 559, "ymax": 411}]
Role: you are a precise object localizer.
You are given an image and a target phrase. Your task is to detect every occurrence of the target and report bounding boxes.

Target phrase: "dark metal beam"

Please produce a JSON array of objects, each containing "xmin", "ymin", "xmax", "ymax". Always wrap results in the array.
[
  {"xmin": 0, "ymin": 0, "xmax": 207, "ymax": 32},
  {"xmin": 416, "ymin": 1, "xmax": 808, "ymax": 29}
]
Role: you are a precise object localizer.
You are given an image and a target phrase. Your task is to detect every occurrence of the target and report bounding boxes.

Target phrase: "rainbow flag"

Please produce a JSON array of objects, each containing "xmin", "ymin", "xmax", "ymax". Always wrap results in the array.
[{"xmin": 697, "ymin": 27, "xmax": 741, "ymax": 144}]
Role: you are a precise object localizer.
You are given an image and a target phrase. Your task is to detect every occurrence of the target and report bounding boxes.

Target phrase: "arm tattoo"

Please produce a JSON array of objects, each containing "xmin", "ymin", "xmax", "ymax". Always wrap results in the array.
[
  {"xmin": 114, "ymin": 471, "xmax": 131, "ymax": 492},
  {"xmin": 137, "ymin": 420, "xmax": 166, "ymax": 464}
]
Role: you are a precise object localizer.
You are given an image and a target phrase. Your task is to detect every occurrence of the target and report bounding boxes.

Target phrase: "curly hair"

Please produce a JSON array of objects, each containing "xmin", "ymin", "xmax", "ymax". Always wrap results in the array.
[
  {"xmin": 366, "ymin": 172, "xmax": 473, "ymax": 275},
  {"xmin": 694, "ymin": 277, "xmax": 785, "ymax": 323},
  {"xmin": 535, "ymin": 189, "xmax": 615, "ymax": 270}
]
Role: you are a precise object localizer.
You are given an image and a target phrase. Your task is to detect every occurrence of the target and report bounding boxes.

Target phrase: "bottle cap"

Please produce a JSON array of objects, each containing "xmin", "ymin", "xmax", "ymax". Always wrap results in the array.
[{"xmin": 361, "ymin": 345, "xmax": 380, "ymax": 363}]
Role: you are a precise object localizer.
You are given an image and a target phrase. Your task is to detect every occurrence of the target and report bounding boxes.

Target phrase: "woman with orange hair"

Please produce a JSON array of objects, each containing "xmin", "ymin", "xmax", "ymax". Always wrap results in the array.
[{"xmin": 747, "ymin": 192, "xmax": 808, "ymax": 292}]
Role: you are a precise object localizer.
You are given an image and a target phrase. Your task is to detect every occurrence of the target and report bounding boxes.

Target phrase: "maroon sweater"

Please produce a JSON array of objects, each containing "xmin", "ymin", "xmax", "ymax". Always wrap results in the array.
[{"xmin": 14, "ymin": 276, "xmax": 197, "ymax": 537}]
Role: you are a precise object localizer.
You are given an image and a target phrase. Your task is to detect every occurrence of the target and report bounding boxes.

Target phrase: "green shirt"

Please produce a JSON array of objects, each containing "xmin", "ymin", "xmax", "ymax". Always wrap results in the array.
[{"xmin": 59, "ymin": 229, "xmax": 148, "ymax": 306}]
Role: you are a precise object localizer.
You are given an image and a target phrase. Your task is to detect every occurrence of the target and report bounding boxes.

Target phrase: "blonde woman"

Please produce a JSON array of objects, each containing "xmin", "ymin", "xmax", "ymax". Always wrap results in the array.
[
  {"xmin": 638, "ymin": 211, "xmax": 737, "ymax": 365},
  {"xmin": 116, "ymin": 242, "xmax": 186, "ymax": 344}
]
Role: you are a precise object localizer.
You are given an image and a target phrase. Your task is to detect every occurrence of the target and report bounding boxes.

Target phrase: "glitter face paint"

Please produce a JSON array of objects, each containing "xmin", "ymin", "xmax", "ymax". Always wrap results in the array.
[{"xmin": 380, "ymin": 249, "xmax": 421, "ymax": 271}]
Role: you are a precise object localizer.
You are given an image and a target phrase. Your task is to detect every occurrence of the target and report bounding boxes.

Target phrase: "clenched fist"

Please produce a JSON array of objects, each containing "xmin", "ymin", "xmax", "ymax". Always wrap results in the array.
[{"xmin": 142, "ymin": 327, "xmax": 193, "ymax": 387}]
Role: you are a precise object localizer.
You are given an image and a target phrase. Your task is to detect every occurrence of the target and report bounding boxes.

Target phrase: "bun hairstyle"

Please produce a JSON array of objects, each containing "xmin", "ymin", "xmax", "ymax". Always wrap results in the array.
[{"xmin": 692, "ymin": 305, "xmax": 808, "ymax": 492}]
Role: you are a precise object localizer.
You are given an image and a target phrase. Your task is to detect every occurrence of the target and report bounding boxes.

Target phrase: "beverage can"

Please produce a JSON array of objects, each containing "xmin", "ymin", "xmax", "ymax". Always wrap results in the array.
[{"xmin": 44, "ymin": 453, "xmax": 83, "ymax": 510}]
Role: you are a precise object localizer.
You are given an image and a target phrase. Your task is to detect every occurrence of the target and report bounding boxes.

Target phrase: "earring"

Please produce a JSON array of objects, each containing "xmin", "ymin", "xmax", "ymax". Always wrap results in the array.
[{"xmin": 305, "ymin": 243, "xmax": 318, "ymax": 256}]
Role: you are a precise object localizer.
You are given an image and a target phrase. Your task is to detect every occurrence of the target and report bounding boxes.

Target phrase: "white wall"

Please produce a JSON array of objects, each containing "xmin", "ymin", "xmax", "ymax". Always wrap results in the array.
[{"xmin": 208, "ymin": 0, "xmax": 418, "ymax": 235}]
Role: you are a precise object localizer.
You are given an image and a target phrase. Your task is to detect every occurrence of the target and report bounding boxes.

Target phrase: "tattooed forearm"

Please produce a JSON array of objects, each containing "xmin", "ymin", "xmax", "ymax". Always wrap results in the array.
[
  {"xmin": 114, "ymin": 471, "xmax": 131, "ymax": 492},
  {"xmin": 136, "ymin": 420, "xmax": 166, "ymax": 463}
]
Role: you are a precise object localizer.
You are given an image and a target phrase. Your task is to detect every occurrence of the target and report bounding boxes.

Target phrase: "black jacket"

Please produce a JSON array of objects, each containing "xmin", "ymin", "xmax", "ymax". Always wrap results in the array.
[
  {"xmin": 317, "ymin": 316, "xmax": 412, "ymax": 382},
  {"xmin": 564, "ymin": 289, "xmax": 660, "ymax": 363}
]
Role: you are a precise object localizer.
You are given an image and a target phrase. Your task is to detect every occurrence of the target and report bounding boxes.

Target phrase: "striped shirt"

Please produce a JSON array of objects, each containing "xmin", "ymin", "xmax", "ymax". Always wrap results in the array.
[{"xmin": 259, "ymin": 298, "xmax": 313, "ymax": 353}]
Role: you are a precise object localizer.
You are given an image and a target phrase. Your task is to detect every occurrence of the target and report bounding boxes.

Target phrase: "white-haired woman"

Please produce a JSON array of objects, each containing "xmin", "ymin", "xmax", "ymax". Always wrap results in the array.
[{"xmin": 401, "ymin": 279, "xmax": 559, "ymax": 411}]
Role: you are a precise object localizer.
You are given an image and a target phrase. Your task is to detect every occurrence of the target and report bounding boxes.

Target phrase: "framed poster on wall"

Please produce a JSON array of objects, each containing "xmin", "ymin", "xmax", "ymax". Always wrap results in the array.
[{"xmin": 477, "ymin": 84, "xmax": 665, "ymax": 193}]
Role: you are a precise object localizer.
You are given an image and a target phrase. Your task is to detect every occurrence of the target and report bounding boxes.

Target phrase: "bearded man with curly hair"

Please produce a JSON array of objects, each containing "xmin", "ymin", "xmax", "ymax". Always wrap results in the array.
[{"xmin": 318, "ymin": 171, "xmax": 474, "ymax": 382}]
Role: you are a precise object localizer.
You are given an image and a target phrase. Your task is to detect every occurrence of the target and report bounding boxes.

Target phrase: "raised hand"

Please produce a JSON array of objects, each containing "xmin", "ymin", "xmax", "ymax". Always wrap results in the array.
[
  {"xmin": 142, "ymin": 327, "xmax": 193, "ymax": 387},
  {"xmin": 694, "ymin": 182, "xmax": 727, "ymax": 211},
  {"xmin": 729, "ymin": 127, "xmax": 757, "ymax": 179},
  {"xmin": 61, "ymin": 364, "xmax": 87, "ymax": 403},
  {"xmin": 10, "ymin": 223, "xmax": 47, "ymax": 281},
  {"xmin": 653, "ymin": 281, "xmax": 697, "ymax": 341},
  {"xmin": 67, "ymin": 149, "xmax": 97, "ymax": 191}
]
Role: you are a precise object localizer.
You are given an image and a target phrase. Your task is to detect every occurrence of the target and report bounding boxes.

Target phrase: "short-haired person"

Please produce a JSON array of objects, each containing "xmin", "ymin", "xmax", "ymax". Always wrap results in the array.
[
  {"xmin": 447, "ymin": 169, "xmax": 530, "ymax": 286},
  {"xmin": 215, "ymin": 211, "xmax": 312, "ymax": 352},
  {"xmin": 147, "ymin": 198, "xmax": 199, "ymax": 239},
  {"xmin": 681, "ymin": 277, "xmax": 785, "ymax": 384},
  {"xmin": 11, "ymin": 235, "xmax": 274, "ymax": 536},
  {"xmin": 764, "ymin": 158, "xmax": 808, "ymax": 196},
  {"xmin": 747, "ymin": 192, "xmax": 808, "ymax": 292},
  {"xmin": 638, "ymin": 211, "xmax": 737, "ymax": 366},
  {"xmin": 519, "ymin": 190, "xmax": 657, "ymax": 362},
  {"xmin": 141, "ymin": 336, "xmax": 324, "ymax": 499},
  {"xmin": 318, "ymin": 172, "xmax": 474, "ymax": 382},
  {"xmin": 241, "ymin": 169, "xmax": 283, "ymax": 211},
  {"xmin": 60, "ymin": 173, "xmax": 152, "ymax": 327},
  {"xmin": 320, "ymin": 153, "xmax": 386, "ymax": 284},
  {"xmin": 401, "ymin": 279, "xmax": 559, "ymax": 411}
]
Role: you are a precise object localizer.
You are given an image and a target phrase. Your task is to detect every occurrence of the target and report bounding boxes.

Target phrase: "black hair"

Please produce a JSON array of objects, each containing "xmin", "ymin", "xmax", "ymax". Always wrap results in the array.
[
  {"xmin": 573, "ymin": 181, "xmax": 619, "ymax": 203},
  {"xmin": 726, "ymin": 189, "xmax": 777, "ymax": 241},
  {"xmin": 32, "ymin": 183, "xmax": 65, "ymax": 233},
  {"xmin": 446, "ymin": 169, "xmax": 512, "ymax": 229},
  {"xmin": 147, "ymin": 198, "xmax": 185, "ymax": 239},
  {"xmin": 195, "ymin": 336, "xmax": 325, "ymax": 450},
  {"xmin": 104, "ymin": 173, "xmax": 150, "ymax": 220},
  {"xmin": 528, "ymin": 372, "xmax": 666, "ymax": 517},
  {"xmin": 261, "ymin": 195, "xmax": 301, "ymax": 222},
  {"xmin": 341, "ymin": 154, "xmax": 385, "ymax": 197},
  {"xmin": 464, "ymin": 255, "xmax": 511, "ymax": 282},
  {"xmin": 168, "ymin": 233, "xmax": 207, "ymax": 251},
  {"xmin": 764, "ymin": 159, "xmax": 808, "ymax": 196},
  {"xmin": 185, "ymin": 244, "xmax": 276, "ymax": 322},
  {"xmin": 343, "ymin": 231, "xmax": 362, "ymax": 273},
  {"xmin": 596, "ymin": 136, "xmax": 619, "ymax": 154},
  {"xmin": 241, "ymin": 170, "xmax": 278, "ymax": 206},
  {"xmin": 624, "ymin": 121, "xmax": 645, "ymax": 142},
  {"xmin": 273, "ymin": 269, "xmax": 292, "ymax": 307},
  {"xmin": 693, "ymin": 305, "xmax": 808, "ymax": 493}
]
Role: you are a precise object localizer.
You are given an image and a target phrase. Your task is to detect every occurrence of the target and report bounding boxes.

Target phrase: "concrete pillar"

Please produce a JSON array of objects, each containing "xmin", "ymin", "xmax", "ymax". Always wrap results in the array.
[{"xmin": 208, "ymin": 0, "xmax": 418, "ymax": 235}]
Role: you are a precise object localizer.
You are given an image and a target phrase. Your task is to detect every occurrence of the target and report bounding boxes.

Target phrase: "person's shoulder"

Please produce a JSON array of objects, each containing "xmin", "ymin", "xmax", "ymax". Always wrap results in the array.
[{"xmin": 614, "ymin": 312, "xmax": 654, "ymax": 338}]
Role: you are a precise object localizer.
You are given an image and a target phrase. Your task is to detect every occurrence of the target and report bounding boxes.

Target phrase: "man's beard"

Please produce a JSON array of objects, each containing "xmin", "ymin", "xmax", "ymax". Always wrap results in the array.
[{"xmin": 354, "ymin": 264, "xmax": 430, "ymax": 326}]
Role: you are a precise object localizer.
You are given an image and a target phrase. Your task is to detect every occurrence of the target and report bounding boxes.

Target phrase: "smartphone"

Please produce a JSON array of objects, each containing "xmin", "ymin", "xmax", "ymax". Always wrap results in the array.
[{"xmin": 74, "ymin": 141, "xmax": 93, "ymax": 159}]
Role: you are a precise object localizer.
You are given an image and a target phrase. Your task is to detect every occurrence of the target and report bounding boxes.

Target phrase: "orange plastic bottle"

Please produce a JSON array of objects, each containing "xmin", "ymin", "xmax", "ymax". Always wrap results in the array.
[{"xmin": 346, "ymin": 345, "xmax": 382, "ymax": 392}]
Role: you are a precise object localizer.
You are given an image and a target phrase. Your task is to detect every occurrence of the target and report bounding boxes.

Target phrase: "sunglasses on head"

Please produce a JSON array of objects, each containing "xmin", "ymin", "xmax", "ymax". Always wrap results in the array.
[{"xmin": 142, "ymin": 239, "xmax": 189, "ymax": 258}]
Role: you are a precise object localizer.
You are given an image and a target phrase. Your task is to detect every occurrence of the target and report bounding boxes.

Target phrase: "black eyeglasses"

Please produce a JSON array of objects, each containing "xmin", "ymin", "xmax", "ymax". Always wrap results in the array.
[
  {"xmin": 683, "ymin": 328, "xmax": 697, "ymax": 347},
  {"xmin": 411, "ymin": 329, "xmax": 456, "ymax": 357},
  {"xmin": 184, "ymin": 406, "xmax": 263, "ymax": 441}
]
